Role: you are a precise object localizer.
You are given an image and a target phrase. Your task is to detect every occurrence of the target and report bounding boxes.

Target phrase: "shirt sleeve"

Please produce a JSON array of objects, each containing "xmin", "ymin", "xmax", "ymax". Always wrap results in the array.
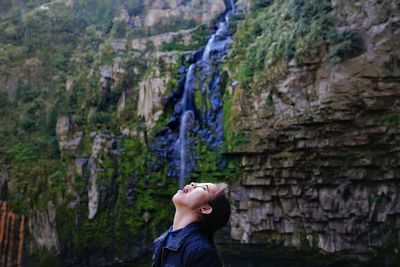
[{"xmin": 189, "ymin": 247, "xmax": 223, "ymax": 267}]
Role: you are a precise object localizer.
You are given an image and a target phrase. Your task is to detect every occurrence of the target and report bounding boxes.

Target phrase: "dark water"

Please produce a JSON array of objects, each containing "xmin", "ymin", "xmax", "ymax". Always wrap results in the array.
[{"xmin": 110, "ymin": 246, "xmax": 397, "ymax": 267}]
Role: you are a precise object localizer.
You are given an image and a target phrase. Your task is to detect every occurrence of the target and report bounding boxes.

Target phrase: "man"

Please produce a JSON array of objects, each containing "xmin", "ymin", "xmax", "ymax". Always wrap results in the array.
[{"xmin": 152, "ymin": 182, "xmax": 231, "ymax": 267}]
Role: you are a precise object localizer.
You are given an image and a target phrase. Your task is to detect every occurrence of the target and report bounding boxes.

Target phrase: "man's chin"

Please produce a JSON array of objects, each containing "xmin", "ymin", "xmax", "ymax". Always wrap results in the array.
[{"xmin": 172, "ymin": 192, "xmax": 179, "ymax": 202}]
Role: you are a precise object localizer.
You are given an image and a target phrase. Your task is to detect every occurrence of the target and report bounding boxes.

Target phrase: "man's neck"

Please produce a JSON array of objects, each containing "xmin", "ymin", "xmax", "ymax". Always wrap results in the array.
[{"xmin": 172, "ymin": 208, "xmax": 198, "ymax": 231}]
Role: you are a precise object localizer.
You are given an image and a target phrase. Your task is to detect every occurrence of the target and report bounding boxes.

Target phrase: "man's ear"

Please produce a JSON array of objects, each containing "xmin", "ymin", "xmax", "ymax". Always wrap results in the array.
[{"xmin": 198, "ymin": 204, "xmax": 213, "ymax": 215}]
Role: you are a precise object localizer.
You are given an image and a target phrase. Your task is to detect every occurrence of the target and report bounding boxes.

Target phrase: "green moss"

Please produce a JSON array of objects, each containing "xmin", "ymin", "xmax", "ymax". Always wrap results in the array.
[
  {"xmin": 329, "ymin": 30, "xmax": 365, "ymax": 63},
  {"xmin": 89, "ymin": 111, "xmax": 114, "ymax": 125},
  {"xmin": 111, "ymin": 19, "xmax": 127, "ymax": 38},
  {"xmin": 160, "ymin": 25, "xmax": 209, "ymax": 52},
  {"xmin": 53, "ymin": 136, "xmax": 177, "ymax": 261},
  {"xmin": 388, "ymin": 114, "xmax": 400, "ymax": 128},
  {"xmin": 222, "ymin": 88, "xmax": 250, "ymax": 151},
  {"xmin": 99, "ymin": 46, "xmax": 117, "ymax": 64},
  {"xmin": 192, "ymin": 137, "xmax": 242, "ymax": 185},
  {"xmin": 136, "ymin": 18, "xmax": 198, "ymax": 38},
  {"xmin": 33, "ymin": 249, "xmax": 62, "ymax": 267},
  {"xmin": 7, "ymin": 159, "xmax": 65, "ymax": 212},
  {"xmin": 222, "ymin": 92, "xmax": 234, "ymax": 151},
  {"xmin": 227, "ymin": 0, "xmax": 337, "ymax": 88}
]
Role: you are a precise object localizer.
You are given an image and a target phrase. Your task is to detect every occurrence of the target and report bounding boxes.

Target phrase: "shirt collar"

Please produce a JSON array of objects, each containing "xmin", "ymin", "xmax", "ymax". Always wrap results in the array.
[{"xmin": 164, "ymin": 222, "xmax": 202, "ymax": 251}]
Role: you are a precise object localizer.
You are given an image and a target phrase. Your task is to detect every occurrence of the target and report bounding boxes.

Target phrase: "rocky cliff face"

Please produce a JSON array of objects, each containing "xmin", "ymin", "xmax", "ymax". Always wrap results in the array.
[
  {"xmin": 128, "ymin": 0, "xmax": 225, "ymax": 29},
  {"xmin": 227, "ymin": 0, "xmax": 400, "ymax": 260}
]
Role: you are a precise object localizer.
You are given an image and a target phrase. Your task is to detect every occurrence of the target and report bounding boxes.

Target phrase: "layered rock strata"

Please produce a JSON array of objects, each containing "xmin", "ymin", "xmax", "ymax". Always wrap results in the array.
[{"xmin": 229, "ymin": 0, "xmax": 400, "ymax": 256}]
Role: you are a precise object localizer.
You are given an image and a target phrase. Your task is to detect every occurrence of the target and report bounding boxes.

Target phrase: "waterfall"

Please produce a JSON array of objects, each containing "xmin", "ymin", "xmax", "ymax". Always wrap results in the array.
[
  {"xmin": 151, "ymin": 0, "xmax": 237, "ymax": 187},
  {"xmin": 202, "ymin": 34, "xmax": 215, "ymax": 61},
  {"xmin": 179, "ymin": 110, "xmax": 194, "ymax": 188},
  {"xmin": 216, "ymin": 21, "xmax": 227, "ymax": 36},
  {"xmin": 179, "ymin": 63, "xmax": 197, "ymax": 187},
  {"xmin": 182, "ymin": 64, "xmax": 196, "ymax": 111},
  {"xmin": 231, "ymin": 0, "xmax": 236, "ymax": 13}
]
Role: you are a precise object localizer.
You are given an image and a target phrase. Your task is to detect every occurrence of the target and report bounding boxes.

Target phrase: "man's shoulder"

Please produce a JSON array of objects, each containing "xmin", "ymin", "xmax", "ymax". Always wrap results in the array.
[
  {"xmin": 153, "ymin": 230, "xmax": 169, "ymax": 246},
  {"xmin": 184, "ymin": 231, "xmax": 215, "ymax": 251},
  {"xmin": 184, "ymin": 235, "xmax": 222, "ymax": 267}
]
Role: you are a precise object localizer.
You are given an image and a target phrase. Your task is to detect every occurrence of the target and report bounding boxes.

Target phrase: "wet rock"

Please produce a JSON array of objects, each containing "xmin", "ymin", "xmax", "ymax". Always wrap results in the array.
[
  {"xmin": 317, "ymin": 233, "xmax": 351, "ymax": 253},
  {"xmin": 75, "ymin": 158, "xmax": 87, "ymax": 177},
  {"xmin": 56, "ymin": 116, "xmax": 83, "ymax": 155},
  {"xmin": 66, "ymin": 77, "xmax": 73, "ymax": 92},
  {"xmin": 100, "ymin": 65, "xmax": 112, "ymax": 79},
  {"xmin": 129, "ymin": 0, "xmax": 225, "ymax": 29},
  {"xmin": 188, "ymin": 48, "xmax": 205, "ymax": 63},
  {"xmin": 87, "ymin": 133, "xmax": 115, "ymax": 219},
  {"xmin": 5, "ymin": 75, "xmax": 18, "ymax": 101},
  {"xmin": 137, "ymin": 77, "xmax": 169, "ymax": 129},
  {"xmin": 117, "ymin": 90, "xmax": 126, "ymax": 118}
]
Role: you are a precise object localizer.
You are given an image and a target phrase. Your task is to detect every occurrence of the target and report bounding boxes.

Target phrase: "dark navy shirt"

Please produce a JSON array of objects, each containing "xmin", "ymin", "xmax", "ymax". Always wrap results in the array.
[
  {"xmin": 152, "ymin": 223, "xmax": 223, "ymax": 267},
  {"xmin": 166, "ymin": 226, "xmax": 182, "ymax": 248}
]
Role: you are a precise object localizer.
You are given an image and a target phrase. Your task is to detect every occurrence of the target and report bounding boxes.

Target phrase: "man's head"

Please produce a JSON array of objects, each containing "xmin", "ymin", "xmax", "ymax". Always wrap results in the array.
[{"xmin": 173, "ymin": 182, "xmax": 231, "ymax": 232}]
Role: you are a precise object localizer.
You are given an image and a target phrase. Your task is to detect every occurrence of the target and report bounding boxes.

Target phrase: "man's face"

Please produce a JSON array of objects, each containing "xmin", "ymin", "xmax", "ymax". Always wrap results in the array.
[{"xmin": 172, "ymin": 182, "xmax": 217, "ymax": 209}]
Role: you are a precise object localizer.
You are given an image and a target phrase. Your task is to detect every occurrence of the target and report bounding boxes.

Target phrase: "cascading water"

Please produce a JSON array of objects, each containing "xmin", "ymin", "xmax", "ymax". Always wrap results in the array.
[
  {"xmin": 202, "ymin": 35, "xmax": 216, "ymax": 61},
  {"xmin": 179, "ymin": 110, "xmax": 194, "ymax": 188},
  {"xmin": 179, "ymin": 64, "xmax": 196, "ymax": 187},
  {"xmin": 182, "ymin": 64, "xmax": 196, "ymax": 112},
  {"xmin": 152, "ymin": 1, "xmax": 236, "ymax": 187},
  {"xmin": 231, "ymin": 0, "xmax": 236, "ymax": 13}
]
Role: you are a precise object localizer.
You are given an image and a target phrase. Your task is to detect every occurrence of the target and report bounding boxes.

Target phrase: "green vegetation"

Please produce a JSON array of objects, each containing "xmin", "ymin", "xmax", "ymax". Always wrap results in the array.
[
  {"xmin": 125, "ymin": 0, "xmax": 144, "ymax": 17},
  {"xmin": 160, "ymin": 25, "xmax": 210, "ymax": 52},
  {"xmin": 227, "ymin": 0, "xmax": 337, "ymax": 88},
  {"xmin": 329, "ymin": 30, "xmax": 365, "ymax": 63},
  {"xmin": 5, "ymin": 142, "xmax": 63, "ymax": 213},
  {"xmin": 33, "ymin": 249, "xmax": 62, "ymax": 267},
  {"xmin": 388, "ymin": 113, "xmax": 400, "ymax": 128},
  {"xmin": 222, "ymin": 0, "xmax": 366, "ymax": 150},
  {"xmin": 194, "ymin": 141, "xmax": 241, "ymax": 184},
  {"xmin": 53, "ymin": 136, "xmax": 177, "ymax": 261},
  {"xmin": 130, "ymin": 18, "xmax": 199, "ymax": 38}
]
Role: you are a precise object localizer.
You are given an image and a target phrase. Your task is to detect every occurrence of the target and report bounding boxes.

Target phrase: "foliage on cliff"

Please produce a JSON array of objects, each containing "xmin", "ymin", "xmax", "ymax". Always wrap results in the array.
[
  {"xmin": 222, "ymin": 0, "xmax": 353, "ymax": 151},
  {"xmin": 227, "ymin": 0, "xmax": 337, "ymax": 88}
]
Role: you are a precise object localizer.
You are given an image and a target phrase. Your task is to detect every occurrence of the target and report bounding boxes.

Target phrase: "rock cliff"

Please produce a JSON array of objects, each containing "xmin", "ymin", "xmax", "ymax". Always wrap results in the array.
[{"xmin": 227, "ymin": 0, "xmax": 400, "ymax": 261}]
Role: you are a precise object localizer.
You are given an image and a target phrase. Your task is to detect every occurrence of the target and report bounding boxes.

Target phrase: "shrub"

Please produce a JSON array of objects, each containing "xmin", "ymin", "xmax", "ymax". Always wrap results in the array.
[
  {"xmin": 252, "ymin": 0, "xmax": 273, "ymax": 9},
  {"xmin": 89, "ymin": 112, "xmax": 113, "ymax": 125},
  {"xmin": 112, "ymin": 19, "xmax": 127, "ymax": 38},
  {"xmin": 329, "ymin": 30, "xmax": 365, "ymax": 63},
  {"xmin": 228, "ymin": 0, "xmax": 337, "ymax": 87},
  {"xmin": 19, "ymin": 118, "xmax": 37, "ymax": 132},
  {"xmin": 126, "ymin": 0, "xmax": 144, "ymax": 16},
  {"xmin": 0, "ymin": 92, "xmax": 9, "ymax": 111}
]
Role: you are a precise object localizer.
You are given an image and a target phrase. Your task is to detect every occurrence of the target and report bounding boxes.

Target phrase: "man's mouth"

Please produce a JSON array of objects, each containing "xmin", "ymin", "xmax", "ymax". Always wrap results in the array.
[{"xmin": 182, "ymin": 187, "xmax": 189, "ymax": 193}]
